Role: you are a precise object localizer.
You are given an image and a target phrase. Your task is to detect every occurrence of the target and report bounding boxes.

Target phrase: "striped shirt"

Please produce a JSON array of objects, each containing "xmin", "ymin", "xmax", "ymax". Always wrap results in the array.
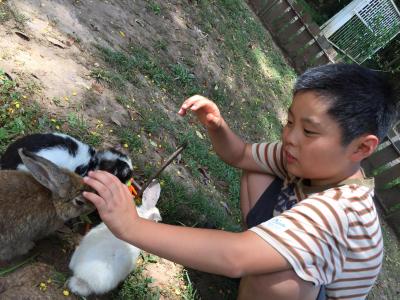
[{"xmin": 250, "ymin": 142, "xmax": 383, "ymax": 300}]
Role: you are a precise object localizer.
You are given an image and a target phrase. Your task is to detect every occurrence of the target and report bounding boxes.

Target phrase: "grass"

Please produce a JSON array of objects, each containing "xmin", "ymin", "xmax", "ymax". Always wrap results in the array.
[
  {"xmin": 0, "ymin": 254, "xmax": 38, "ymax": 276},
  {"xmin": 0, "ymin": 69, "xmax": 104, "ymax": 152},
  {"xmin": 116, "ymin": 269, "xmax": 160, "ymax": 300},
  {"xmin": 0, "ymin": 1, "xmax": 28, "ymax": 27},
  {"xmin": 147, "ymin": 1, "xmax": 162, "ymax": 15},
  {"xmin": 0, "ymin": 70, "xmax": 49, "ymax": 152}
]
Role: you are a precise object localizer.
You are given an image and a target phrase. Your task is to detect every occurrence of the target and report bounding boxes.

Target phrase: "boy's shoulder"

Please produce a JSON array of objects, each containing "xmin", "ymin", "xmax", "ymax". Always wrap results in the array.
[{"xmin": 297, "ymin": 176, "xmax": 375, "ymax": 204}]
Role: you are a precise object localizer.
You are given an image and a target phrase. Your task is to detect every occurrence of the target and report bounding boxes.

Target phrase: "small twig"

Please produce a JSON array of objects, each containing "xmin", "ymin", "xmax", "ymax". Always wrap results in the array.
[
  {"xmin": 138, "ymin": 141, "xmax": 187, "ymax": 197},
  {"xmin": 132, "ymin": 179, "xmax": 142, "ymax": 192}
]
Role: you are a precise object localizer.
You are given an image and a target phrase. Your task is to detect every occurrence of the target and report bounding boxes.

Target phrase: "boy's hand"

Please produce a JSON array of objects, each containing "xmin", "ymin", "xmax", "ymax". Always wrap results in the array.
[
  {"xmin": 82, "ymin": 170, "xmax": 138, "ymax": 239},
  {"xmin": 178, "ymin": 95, "xmax": 222, "ymax": 130}
]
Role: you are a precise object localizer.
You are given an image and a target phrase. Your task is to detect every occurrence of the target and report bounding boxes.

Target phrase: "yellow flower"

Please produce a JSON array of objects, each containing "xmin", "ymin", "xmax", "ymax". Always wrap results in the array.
[
  {"xmin": 39, "ymin": 282, "xmax": 47, "ymax": 291},
  {"xmin": 63, "ymin": 290, "xmax": 70, "ymax": 296},
  {"xmin": 123, "ymin": 143, "xmax": 129, "ymax": 148},
  {"xmin": 15, "ymin": 102, "xmax": 20, "ymax": 108},
  {"xmin": 56, "ymin": 125, "xmax": 60, "ymax": 130},
  {"xmin": 72, "ymin": 92, "xmax": 77, "ymax": 96},
  {"xmin": 51, "ymin": 118, "xmax": 56, "ymax": 123}
]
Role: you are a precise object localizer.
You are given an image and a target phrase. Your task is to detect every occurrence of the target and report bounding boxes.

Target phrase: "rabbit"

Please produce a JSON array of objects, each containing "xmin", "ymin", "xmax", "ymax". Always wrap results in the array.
[
  {"xmin": 0, "ymin": 132, "xmax": 134, "ymax": 183},
  {"xmin": 67, "ymin": 180, "xmax": 162, "ymax": 296},
  {"xmin": 0, "ymin": 149, "xmax": 95, "ymax": 261},
  {"xmin": 94, "ymin": 148, "xmax": 134, "ymax": 184}
]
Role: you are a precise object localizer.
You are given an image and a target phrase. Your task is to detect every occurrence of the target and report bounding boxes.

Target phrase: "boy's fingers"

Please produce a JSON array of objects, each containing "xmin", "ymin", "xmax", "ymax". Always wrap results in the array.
[
  {"xmin": 207, "ymin": 113, "xmax": 221, "ymax": 127},
  {"xmin": 178, "ymin": 107, "xmax": 187, "ymax": 116},
  {"xmin": 87, "ymin": 170, "xmax": 131, "ymax": 202},
  {"xmin": 88, "ymin": 170, "xmax": 121, "ymax": 186},
  {"xmin": 83, "ymin": 175, "xmax": 114, "ymax": 200},
  {"xmin": 83, "ymin": 191, "xmax": 106, "ymax": 209},
  {"xmin": 180, "ymin": 98, "xmax": 197, "ymax": 111},
  {"xmin": 190, "ymin": 98, "xmax": 216, "ymax": 112},
  {"xmin": 181, "ymin": 95, "xmax": 208, "ymax": 110}
]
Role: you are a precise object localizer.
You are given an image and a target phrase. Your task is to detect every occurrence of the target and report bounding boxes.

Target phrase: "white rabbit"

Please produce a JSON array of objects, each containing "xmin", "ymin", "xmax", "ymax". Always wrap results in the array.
[{"xmin": 67, "ymin": 180, "xmax": 162, "ymax": 296}]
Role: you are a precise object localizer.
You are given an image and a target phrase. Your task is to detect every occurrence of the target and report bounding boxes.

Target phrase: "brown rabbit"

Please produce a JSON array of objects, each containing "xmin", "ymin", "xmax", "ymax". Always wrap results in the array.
[{"xmin": 0, "ymin": 149, "xmax": 95, "ymax": 261}]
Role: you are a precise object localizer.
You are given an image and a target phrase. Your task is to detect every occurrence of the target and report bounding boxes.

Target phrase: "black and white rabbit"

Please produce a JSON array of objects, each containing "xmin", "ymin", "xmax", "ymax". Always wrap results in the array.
[
  {"xmin": 68, "ymin": 180, "xmax": 162, "ymax": 296},
  {"xmin": 0, "ymin": 132, "xmax": 133, "ymax": 183},
  {"xmin": 94, "ymin": 148, "xmax": 134, "ymax": 184}
]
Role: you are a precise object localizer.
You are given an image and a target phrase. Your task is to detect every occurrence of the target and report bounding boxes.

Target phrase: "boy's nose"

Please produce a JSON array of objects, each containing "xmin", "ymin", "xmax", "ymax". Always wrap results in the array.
[{"xmin": 283, "ymin": 127, "xmax": 296, "ymax": 146}]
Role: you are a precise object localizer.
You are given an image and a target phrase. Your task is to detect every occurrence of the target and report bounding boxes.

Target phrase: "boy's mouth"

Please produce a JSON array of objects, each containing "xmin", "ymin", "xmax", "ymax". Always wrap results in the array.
[{"xmin": 285, "ymin": 150, "xmax": 297, "ymax": 164}]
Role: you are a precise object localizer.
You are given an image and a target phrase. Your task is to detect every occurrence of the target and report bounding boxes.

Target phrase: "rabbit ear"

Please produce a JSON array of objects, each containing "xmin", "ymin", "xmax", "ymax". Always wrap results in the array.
[
  {"xmin": 141, "ymin": 180, "xmax": 161, "ymax": 209},
  {"xmin": 18, "ymin": 148, "xmax": 70, "ymax": 198}
]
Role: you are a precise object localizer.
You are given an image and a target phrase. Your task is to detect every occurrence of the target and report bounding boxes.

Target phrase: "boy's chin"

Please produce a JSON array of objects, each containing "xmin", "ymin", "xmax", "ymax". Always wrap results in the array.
[{"xmin": 286, "ymin": 164, "xmax": 303, "ymax": 178}]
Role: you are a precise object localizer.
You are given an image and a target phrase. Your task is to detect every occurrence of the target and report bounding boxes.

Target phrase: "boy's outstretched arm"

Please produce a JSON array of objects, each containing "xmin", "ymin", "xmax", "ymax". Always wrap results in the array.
[
  {"xmin": 83, "ymin": 171, "xmax": 290, "ymax": 277},
  {"xmin": 179, "ymin": 95, "xmax": 263, "ymax": 172}
]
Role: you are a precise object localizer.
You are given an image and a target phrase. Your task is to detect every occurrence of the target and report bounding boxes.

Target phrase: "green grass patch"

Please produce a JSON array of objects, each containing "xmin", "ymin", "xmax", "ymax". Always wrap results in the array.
[
  {"xmin": 118, "ymin": 127, "xmax": 143, "ymax": 152},
  {"xmin": 147, "ymin": 1, "xmax": 162, "ymax": 15},
  {"xmin": 115, "ymin": 268, "xmax": 160, "ymax": 300},
  {"xmin": 195, "ymin": 0, "xmax": 295, "ymax": 138},
  {"xmin": 0, "ymin": 69, "xmax": 103, "ymax": 153},
  {"xmin": 156, "ymin": 173, "xmax": 241, "ymax": 231},
  {"xmin": 0, "ymin": 1, "xmax": 28, "ymax": 26},
  {"xmin": 0, "ymin": 2, "xmax": 12, "ymax": 23},
  {"xmin": 0, "ymin": 70, "xmax": 49, "ymax": 152}
]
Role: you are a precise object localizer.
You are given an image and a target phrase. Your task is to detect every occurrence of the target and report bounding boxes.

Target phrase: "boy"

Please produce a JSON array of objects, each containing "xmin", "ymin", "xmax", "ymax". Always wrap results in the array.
[{"xmin": 82, "ymin": 64, "xmax": 397, "ymax": 300}]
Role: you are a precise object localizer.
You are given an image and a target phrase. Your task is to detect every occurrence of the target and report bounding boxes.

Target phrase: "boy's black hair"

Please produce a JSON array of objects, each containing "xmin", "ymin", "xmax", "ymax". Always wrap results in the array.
[{"xmin": 294, "ymin": 63, "xmax": 398, "ymax": 145}]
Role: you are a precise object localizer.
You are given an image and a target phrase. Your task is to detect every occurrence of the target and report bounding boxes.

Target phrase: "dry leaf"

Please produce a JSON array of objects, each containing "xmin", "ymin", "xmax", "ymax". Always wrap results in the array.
[
  {"xmin": 110, "ymin": 114, "xmax": 122, "ymax": 126},
  {"xmin": 46, "ymin": 37, "xmax": 66, "ymax": 48}
]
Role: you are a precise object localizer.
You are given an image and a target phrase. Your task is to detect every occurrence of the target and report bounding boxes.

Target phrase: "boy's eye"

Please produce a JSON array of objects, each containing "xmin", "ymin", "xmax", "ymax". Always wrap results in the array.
[{"xmin": 304, "ymin": 129, "xmax": 317, "ymax": 135}]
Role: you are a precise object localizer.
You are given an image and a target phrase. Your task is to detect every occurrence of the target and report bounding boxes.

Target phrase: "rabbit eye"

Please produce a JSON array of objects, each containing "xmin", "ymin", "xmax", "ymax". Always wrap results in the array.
[{"xmin": 73, "ymin": 198, "xmax": 85, "ymax": 206}]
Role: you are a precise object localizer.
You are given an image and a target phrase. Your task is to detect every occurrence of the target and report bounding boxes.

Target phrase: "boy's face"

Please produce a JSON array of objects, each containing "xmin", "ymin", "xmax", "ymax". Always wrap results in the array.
[{"xmin": 282, "ymin": 91, "xmax": 355, "ymax": 186}]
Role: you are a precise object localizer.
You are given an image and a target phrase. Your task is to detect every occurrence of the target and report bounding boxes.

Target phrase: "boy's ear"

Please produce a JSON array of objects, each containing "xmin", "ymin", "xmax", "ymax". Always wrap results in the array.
[{"xmin": 350, "ymin": 134, "xmax": 379, "ymax": 162}]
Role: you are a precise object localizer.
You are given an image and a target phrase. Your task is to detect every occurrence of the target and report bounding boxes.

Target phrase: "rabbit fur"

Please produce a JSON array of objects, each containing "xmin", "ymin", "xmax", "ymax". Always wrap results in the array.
[
  {"xmin": 68, "ymin": 181, "xmax": 162, "ymax": 296},
  {"xmin": 0, "ymin": 132, "xmax": 133, "ymax": 183},
  {"xmin": 0, "ymin": 149, "xmax": 95, "ymax": 261}
]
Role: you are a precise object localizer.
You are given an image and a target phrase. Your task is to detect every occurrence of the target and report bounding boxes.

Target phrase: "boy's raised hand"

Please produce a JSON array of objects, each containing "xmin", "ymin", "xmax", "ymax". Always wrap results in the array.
[
  {"xmin": 82, "ymin": 170, "xmax": 138, "ymax": 240},
  {"xmin": 178, "ymin": 95, "xmax": 222, "ymax": 130}
]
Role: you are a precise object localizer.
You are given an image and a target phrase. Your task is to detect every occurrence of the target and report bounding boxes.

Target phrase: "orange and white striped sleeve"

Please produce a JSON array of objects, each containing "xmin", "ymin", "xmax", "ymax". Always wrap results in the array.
[
  {"xmin": 249, "ymin": 195, "xmax": 349, "ymax": 285},
  {"xmin": 251, "ymin": 141, "xmax": 287, "ymax": 179}
]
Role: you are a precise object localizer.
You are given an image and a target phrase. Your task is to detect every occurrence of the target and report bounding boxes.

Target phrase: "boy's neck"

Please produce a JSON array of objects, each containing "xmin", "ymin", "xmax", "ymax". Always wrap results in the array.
[{"xmin": 309, "ymin": 165, "xmax": 363, "ymax": 187}]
